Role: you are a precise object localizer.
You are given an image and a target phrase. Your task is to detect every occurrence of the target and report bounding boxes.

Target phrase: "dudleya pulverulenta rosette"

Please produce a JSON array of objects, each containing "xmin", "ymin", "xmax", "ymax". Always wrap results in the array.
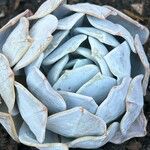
[{"xmin": 0, "ymin": 0, "xmax": 149, "ymax": 149}]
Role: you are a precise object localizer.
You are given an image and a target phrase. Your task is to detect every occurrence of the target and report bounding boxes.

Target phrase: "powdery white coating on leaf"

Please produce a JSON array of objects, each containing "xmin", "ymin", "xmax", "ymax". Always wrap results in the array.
[
  {"xmin": 134, "ymin": 34, "xmax": 150, "ymax": 96},
  {"xmin": 14, "ymin": 14, "xmax": 58, "ymax": 71},
  {"xmin": 88, "ymin": 36, "xmax": 112, "ymax": 76},
  {"xmin": 105, "ymin": 5, "xmax": 149, "ymax": 44},
  {"xmin": 26, "ymin": 67, "xmax": 66, "ymax": 113},
  {"xmin": 19, "ymin": 122, "xmax": 69, "ymax": 150},
  {"xmin": 44, "ymin": 30, "xmax": 69, "ymax": 58},
  {"xmin": 28, "ymin": 0, "xmax": 64, "ymax": 20},
  {"xmin": 96, "ymin": 77, "xmax": 131, "ymax": 123},
  {"xmin": 53, "ymin": 64, "xmax": 99, "ymax": 92},
  {"xmin": 2, "ymin": 17, "xmax": 32, "ymax": 66},
  {"xmin": 57, "ymin": 13, "xmax": 84, "ymax": 30},
  {"xmin": 110, "ymin": 110, "xmax": 147, "ymax": 144},
  {"xmin": 120, "ymin": 75, "xmax": 144, "ymax": 135},
  {"xmin": 87, "ymin": 16, "xmax": 136, "ymax": 53},
  {"xmin": 67, "ymin": 122, "xmax": 119, "ymax": 149},
  {"xmin": 104, "ymin": 41, "xmax": 131, "ymax": 80},
  {"xmin": 47, "ymin": 107, "xmax": 106, "ymax": 137},
  {"xmin": 77, "ymin": 73, "xmax": 117, "ymax": 104},
  {"xmin": 15, "ymin": 81, "xmax": 48, "ymax": 143},
  {"xmin": 73, "ymin": 59, "xmax": 93, "ymax": 68},
  {"xmin": 47, "ymin": 55, "xmax": 69, "ymax": 86},
  {"xmin": 43, "ymin": 34, "xmax": 87, "ymax": 65},
  {"xmin": 64, "ymin": 3, "xmax": 113, "ymax": 19},
  {"xmin": 74, "ymin": 27, "xmax": 120, "ymax": 47},
  {"xmin": 59, "ymin": 91, "xmax": 98, "ymax": 114},
  {"xmin": 0, "ymin": 54, "xmax": 15, "ymax": 113}
]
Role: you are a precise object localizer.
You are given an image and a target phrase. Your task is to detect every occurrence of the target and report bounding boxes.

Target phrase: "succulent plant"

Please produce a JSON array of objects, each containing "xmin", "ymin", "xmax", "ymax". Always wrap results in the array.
[{"xmin": 0, "ymin": 0, "xmax": 149, "ymax": 150}]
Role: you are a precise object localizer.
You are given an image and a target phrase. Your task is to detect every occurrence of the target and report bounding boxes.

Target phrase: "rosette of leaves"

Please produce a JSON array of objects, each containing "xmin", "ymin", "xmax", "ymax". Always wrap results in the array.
[{"xmin": 0, "ymin": 0, "xmax": 149, "ymax": 150}]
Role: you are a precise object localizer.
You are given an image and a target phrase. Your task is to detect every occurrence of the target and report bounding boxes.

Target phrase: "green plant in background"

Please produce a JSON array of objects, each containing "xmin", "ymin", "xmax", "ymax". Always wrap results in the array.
[{"xmin": 0, "ymin": 0, "xmax": 149, "ymax": 149}]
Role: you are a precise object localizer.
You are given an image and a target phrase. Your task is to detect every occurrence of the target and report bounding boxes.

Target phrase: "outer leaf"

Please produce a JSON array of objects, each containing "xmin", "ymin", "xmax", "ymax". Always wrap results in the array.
[
  {"xmin": 14, "ymin": 15, "xmax": 58, "ymax": 71},
  {"xmin": 59, "ymin": 91, "xmax": 98, "ymax": 114},
  {"xmin": 53, "ymin": 64, "xmax": 99, "ymax": 92},
  {"xmin": 96, "ymin": 77, "xmax": 131, "ymax": 123},
  {"xmin": 26, "ymin": 67, "xmax": 66, "ymax": 113},
  {"xmin": 0, "ymin": 54, "xmax": 15, "ymax": 113},
  {"xmin": 120, "ymin": 75, "xmax": 144, "ymax": 135},
  {"xmin": 15, "ymin": 82, "xmax": 48, "ymax": 143},
  {"xmin": 77, "ymin": 73, "xmax": 116, "ymax": 104},
  {"xmin": 28, "ymin": 0, "xmax": 64, "ymax": 20},
  {"xmin": 64, "ymin": 3, "xmax": 113, "ymax": 19},
  {"xmin": 47, "ymin": 107, "xmax": 106, "ymax": 137},
  {"xmin": 2, "ymin": 17, "xmax": 32, "ymax": 66},
  {"xmin": 43, "ymin": 34, "xmax": 87, "ymax": 65}
]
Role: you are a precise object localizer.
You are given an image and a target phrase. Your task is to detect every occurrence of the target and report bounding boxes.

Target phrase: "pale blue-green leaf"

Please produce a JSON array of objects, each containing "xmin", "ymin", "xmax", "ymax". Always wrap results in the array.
[
  {"xmin": 75, "ymin": 47, "xmax": 92, "ymax": 59},
  {"xmin": 28, "ymin": 0, "xmax": 64, "ymax": 20},
  {"xmin": 15, "ymin": 82, "xmax": 48, "ymax": 143},
  {"xmin": 19, "ymin": 122, "xmax": 68, "ymax": 150},
  {"xmin": 74, "ymin": 27, "xmax": 120, "ymax": 47},
  {"xmin": 104, "ymin": 41, "xmax": 131, "ymax": 80},
  {"xmin": 0, "ymin": 54, "xmax": 15, "ymax": 113},
  {"xmin": 47, "ymin": 55, "xmax": 69, "ymax": 85},
  {"xmin": 57, "ymin": 13, "xmax": 84, "ymax": 30},
  {"xmin": 53, "ymin": 64, "xmax": 99, "ymax": 92},
  {"xmin": 106, "ymin": 5, "xmax": 149, "ymax": 44},
  {"xmin": 44, "ymin": 30, "xmax": 69, "ymax": 58},
  {"xmin": 135, "ymin": 34, "xmax": 149, "ymax": 95},
  {"xmin": 68, "ymin": 122, "xmax": 119, "ymax": 149},
  {"xmin": 64, "ymin": 3, "xmax": 113, "ymax": 19},
  {"xmin": 88, "ymin": 36, "xmax": 112, "ymax": 76},
  {"xmin": 14, "ymin": 15, "xmax": 58, "ymax": 71},
  {"xmin": 47, "ymin": 107, "xmax": 106, "ymax": 137},
  {"xmin": 96, "ymin": 77, "xmax": 131, "ymax": 123},
  {"xmin": 59, "ymin": 91, "xmax": 98, "ymax": 114},
  {"xmin": 64, "ymin": 59, "xmax": 80, "ymax": 69},
  {"xmin": 26, "ymin": 67, "xmax": 66, "ymax": 113},
  {"xmin": 87, "ymin": 16, "xmax": 136, "ymax": 52},
  {"xmin": 73, "ymin": 59, "xmax": 93, "ymax": 68},
  {"xmin": 110, "ymin": 110, "xmax": 147, "ymax": 144},
  {"xmin": 2, "ymin": 17, "xmax": 32, "ymax": 67},
  {"xmin": 43, "ymin": 34, "xmax": 87, "ymax": 65},
  {"xmin": 120, "ymin": 75, "xmax": 144, "ymax": 135},
  {"xmin": 77, "ymin": 73, "xmax": 116, "ymax": 104}
]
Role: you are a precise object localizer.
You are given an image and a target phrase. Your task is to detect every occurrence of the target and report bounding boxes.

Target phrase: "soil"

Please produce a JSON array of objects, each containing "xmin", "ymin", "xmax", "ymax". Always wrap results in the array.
[{"xmin": 0, "ymin": 0, "xmax": 150, "ymax": 150}]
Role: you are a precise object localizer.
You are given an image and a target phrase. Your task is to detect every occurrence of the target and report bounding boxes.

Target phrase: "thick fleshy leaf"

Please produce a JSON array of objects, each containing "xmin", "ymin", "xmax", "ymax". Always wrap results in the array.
[
  {"xmin": 57, "ymin": 13, "xmax": 84, "ymax": 30},
  {"xmin": 14, "ymin": 15, "xmax": 58, "ymax": 71},
  {"xmin": 106, "ymin": 5, "xmax": 149, "ymax": 44},
  {"xmin": 75, "ymin": 47, "xmax": 92, "ymax": 59},
  {"xmin": 2, "ymin": 17, "xmax": 32, "ymax": 67},
  {"xmin": 64, "ymin": 3, "xmax": 113, "ymax": 19},
  {"xmin": 87, "ymin": 16, "xmax": 136, "ymax": 52},
  {"xmin": 44, "ymin": 30, "xmax": 69, "ymax": 58},
  {"xmin": 120, "ymin": 75, "xmax": 144, "ymax": 135},
  {"xmin": 59, "ymin": 91, "xmax": 98, "ymax": 114},
  {"xmin": 53, "ymin": 64, "xmax": 99, "ymax": 92},
  {"xmin": 74, "ymin": 27, "xmax": 120, "ymax": 47},
  {"xmin": 15, "ymin": 82, "xmax": 48, "ymax": 143},
  {"xmin": 43, "ymin": 34, "xmax": 87, "ymax": 65},
  {"xmin": 73, "ymin": 59, "xmax": 93, "ymax": 68},
  {"xmin": 26, "ymin": 67, "xmax": 66, "ymax": 113},
  {"xmin": 0, "ymin": 9, "xmax": 30, "ymax": 50},
  {"xmin": 110, "ymin": 110, "xmax": 147, "ymax": 144},
  {"xmin": 28, "ymin": 0, "xmax": 64, "ymax": 20},
  {"xmin": 134, "ymin": 34, "xmax": 149, "ymax": 95},
  {"xmin": 96, "ymin": 77, "xmax": 131, "ymax": 123},
  {"xmin": 77, "ymin": 73, "xmax": 116, "ymax": 104},
  {"xmin": 25, "ymin": 53, "xmax": 44, "ymax": 75},
  {"xmin": 0, "ymin": 54, "xmax": 15, "ymax": 113},
  {"xmin": 68, "ymin": 122, "xmax": 119, "ymax": 149},
  {"xmin": 88, "ymin": 36, "xmax": 112, "ymax": 76},
  {"xmin": 47, "ymin": 107, "xmax": 106, "ymax": 137},
  {"xmin": 104, "ymin": 41, "xmax": 131, "ymax": 80},
  {"xmin": 19, "ymin": 122, "xmax": 68, "ymax": 150},
  {"xmin": 47, "ymin": 55, "xmax": 69, "ymax": 85}
]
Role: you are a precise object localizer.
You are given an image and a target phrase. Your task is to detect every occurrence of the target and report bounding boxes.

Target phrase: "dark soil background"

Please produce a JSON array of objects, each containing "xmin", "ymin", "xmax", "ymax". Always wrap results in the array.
[{"xmin": 0, "ymin": 0, "xmax": 150, "ymax": 150}]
